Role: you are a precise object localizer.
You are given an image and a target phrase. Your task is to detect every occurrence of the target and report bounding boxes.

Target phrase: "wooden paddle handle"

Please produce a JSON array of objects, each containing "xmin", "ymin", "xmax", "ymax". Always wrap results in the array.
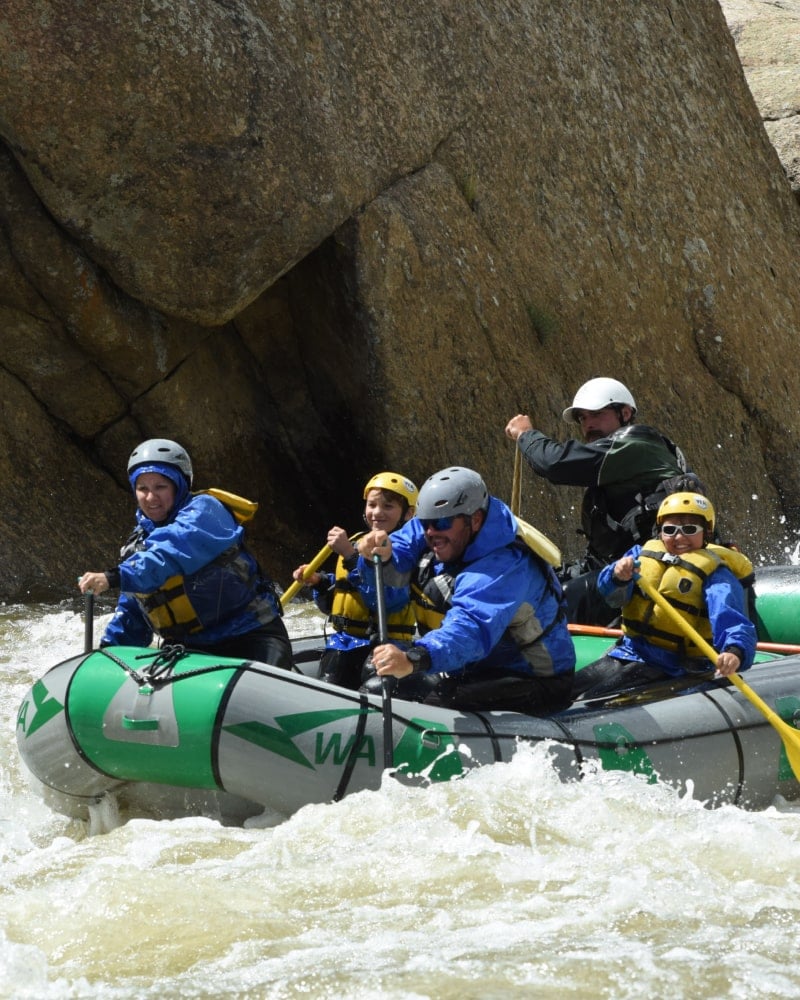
[{"xmin": 511, "ymin": 448, "xmax": 522, "ymax": 517}]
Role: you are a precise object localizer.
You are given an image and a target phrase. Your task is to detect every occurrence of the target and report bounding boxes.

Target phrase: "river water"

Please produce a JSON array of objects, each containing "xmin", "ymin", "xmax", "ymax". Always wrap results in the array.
[{"xmin": 3, "ymin": 600, "xmax": 800, "ymax": 999}]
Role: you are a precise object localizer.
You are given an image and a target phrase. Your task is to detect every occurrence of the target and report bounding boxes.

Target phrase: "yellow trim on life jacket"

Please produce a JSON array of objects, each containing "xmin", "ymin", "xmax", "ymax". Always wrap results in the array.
[
  {"xmin": 196, "ymin": 488, "xmax": 259, "ymax": 524},
  {"xmin": 515, "ymin": 516, "xmax": 561, "ymax": 567},
  {"xmin": 411, "ymin": 589, "xmax": 446, "ymax": 635},
  {"xmin": 137, "ymin": 574, "xmax": 203, "ymax": 637},
  {"xmin": 622, "ymin": 541, "xmax": 753, "ymax": 655},
  {"xmin": 330, "ymin": 550, "xmax": 416, "ymax": 640}
]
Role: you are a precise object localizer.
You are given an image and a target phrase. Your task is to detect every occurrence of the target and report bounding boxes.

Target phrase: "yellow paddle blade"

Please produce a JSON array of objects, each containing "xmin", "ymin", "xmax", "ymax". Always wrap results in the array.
[
  {"xmin": 280, "ymin": 544, "xmax": 333, "ymax": 608},
  {"xmin": 515, "ymin": 516, "xmax": 562, "ymax": 568},
  {"xmin": 727, "ymin": 672, "xmax": 800, "ymax": 780},
  {"xmin": 636, "ymin": 573, "xmax": 800, "ymax": 781}
]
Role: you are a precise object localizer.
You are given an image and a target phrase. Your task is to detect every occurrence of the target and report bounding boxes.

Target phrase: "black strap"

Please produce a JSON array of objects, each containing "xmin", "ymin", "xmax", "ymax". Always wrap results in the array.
[{"xmin": 332, "ymin": 694, "xmax": 372, "ymax": 802}]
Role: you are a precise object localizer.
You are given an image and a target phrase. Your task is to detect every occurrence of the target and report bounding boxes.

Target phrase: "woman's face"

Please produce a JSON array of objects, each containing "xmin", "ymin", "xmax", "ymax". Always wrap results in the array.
[{"xmin": 134, "ymin": 472, "xmax": 177, "ymax": 522}]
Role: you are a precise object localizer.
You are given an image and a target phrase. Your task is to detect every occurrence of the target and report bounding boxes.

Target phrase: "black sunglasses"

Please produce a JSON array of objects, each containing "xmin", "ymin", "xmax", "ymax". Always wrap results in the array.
[{"xmin": 661, "ymin": 523, "xmax": 703, "ymax": 537}]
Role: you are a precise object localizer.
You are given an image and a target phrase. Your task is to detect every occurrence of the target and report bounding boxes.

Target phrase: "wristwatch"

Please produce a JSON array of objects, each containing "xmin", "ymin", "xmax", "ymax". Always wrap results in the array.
[{"xmin": 405, "ymin": 645, "xmax": 431, "ymax": 673}]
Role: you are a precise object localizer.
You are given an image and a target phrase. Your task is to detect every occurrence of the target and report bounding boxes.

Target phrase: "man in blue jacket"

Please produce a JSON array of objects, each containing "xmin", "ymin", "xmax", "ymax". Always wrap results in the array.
[
  {"xmin": 78, "ymin": 438, "xmax": 292, "ymax": 668},
  {"xmin": 357, "ymin": 467, "xmax": 575, "ymax": 714}
]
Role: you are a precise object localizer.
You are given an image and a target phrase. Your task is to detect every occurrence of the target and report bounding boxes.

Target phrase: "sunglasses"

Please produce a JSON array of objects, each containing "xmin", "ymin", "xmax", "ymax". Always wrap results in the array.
[
  {"xmin": 660, "ymin": 523, "xmax": 704, "ymax": 537},
  {"xmin": 420, "ymin": 516, "xmax": 457, "ymax": 531}
]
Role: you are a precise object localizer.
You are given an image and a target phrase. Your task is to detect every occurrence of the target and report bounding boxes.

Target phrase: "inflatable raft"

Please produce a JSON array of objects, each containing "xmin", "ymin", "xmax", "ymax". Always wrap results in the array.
[{"xmin": 15, "ymin": 565, "xmax": 800, "ymax": 824}]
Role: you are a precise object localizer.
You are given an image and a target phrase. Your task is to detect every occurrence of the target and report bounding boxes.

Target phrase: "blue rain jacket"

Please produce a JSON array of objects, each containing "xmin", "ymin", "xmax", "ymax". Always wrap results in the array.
[
  {"xmin": 102, "ymin": 492, "xmax": 280, "ymax": 648},
  {"xmin": 373, "ymin": 497, "xmax": 575, "ymax": 679}
]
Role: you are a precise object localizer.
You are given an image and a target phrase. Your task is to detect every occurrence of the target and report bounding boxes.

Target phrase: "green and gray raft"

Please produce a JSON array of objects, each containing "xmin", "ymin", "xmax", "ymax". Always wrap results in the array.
[{"xmin": 15, "ymin": 565, "xmax": 800, "ymax": 825}]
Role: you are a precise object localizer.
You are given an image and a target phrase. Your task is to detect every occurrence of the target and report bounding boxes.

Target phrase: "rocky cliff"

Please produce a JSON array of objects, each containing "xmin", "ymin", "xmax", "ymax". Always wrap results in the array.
[
  {"xmin": 1, "ymin": 0, "xmax": 799, "ymax": 602},
  {"xmin": 721, "ymin": 0, "xmax": 800, "ymax": 203}
]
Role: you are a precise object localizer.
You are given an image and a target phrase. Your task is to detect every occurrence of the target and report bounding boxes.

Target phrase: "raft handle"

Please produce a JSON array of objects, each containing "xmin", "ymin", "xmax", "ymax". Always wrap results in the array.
[
  {"xmin": 614, "ymin": 735, "xmax": 632, "ymax": 757},
  {"xmin": 122, "ymin": 716, "xmax": 160, "ymax": 731}
]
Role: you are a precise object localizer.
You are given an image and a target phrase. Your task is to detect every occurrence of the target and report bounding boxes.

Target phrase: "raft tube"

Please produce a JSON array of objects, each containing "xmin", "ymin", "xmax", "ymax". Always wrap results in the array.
[
  {"xmin": 753, "ymin": 565, "xmax": 800, "ymax": 644},
  {"xmin": 15, "ymin": 635, "xmax": 800, "ymax": 824}
]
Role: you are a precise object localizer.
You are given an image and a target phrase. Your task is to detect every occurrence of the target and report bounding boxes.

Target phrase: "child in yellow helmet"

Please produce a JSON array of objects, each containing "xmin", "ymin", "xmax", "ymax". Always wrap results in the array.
[
  {"xmin": 574, "ymin": 491, "xmax": 757, "ymax": 697},
  {"xmin": 292, "ymin": 472, "xmax": 418, "ymax": 688}
]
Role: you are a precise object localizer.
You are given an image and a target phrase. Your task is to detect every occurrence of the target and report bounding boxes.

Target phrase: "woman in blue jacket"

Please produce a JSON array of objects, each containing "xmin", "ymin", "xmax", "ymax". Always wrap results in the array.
[
  {"xmin": 78, "ymin": 438, "xmax": 292, "ymax": 668},
  {"xmin": 358, "ymin": 467, "xmax": 575, "ymax": 714}
]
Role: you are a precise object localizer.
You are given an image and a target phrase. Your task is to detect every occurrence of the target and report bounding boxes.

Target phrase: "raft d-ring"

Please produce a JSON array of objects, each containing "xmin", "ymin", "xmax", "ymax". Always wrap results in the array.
[
  {"xmin": 421, "ymin": 729, "xmax": 443, "ymax": 749},
  {"xmin": 615, "ymin": 735, "xmax": 631, "ymax": 757},
  {"xmin": 792, "ymin": 710, "xmax": 800, "ymax": 729}
]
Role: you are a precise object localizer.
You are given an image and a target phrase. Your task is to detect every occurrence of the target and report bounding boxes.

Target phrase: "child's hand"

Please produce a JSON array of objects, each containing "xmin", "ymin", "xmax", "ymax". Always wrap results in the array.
[
  {"xmin": 716, "ymin": 651, "xmax": 742, "ymax": 677},
  {"xmin": 327, "ymin": 526, "xmax": 354, "ymax": 557},
  {"xmin": 613, "ymin": 556, "xmax": 636, "ymax": 582},
  {"xmin": 292, "ymin": 564, "xmax": 322, "ymax": 587}
]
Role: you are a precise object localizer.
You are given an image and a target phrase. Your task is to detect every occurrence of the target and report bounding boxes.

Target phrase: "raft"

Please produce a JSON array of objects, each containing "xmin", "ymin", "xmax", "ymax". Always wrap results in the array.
[{"xmin": 15, "ymin": 565, "xmax": 800, "ymax": 824}]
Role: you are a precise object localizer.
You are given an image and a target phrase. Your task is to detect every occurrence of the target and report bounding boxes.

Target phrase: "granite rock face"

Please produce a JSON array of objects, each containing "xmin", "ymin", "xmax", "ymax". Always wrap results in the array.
[
  {"xmin": 720, "ymin": 0, "xmax": 800, "ymax": 202},
  {"xmin": 0, "ymin": 1, "xmax": 799, "ymax": 601}
]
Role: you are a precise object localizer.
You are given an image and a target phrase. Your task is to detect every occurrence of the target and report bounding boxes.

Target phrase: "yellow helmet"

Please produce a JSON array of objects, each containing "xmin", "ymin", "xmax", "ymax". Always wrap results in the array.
[
  {"xmin": 656, "ymin": 492, "xmax": 715, "ymax": 532},
  {"xmin": 363, "ymin": 472, "xmax": 418, "ymax": 509}
]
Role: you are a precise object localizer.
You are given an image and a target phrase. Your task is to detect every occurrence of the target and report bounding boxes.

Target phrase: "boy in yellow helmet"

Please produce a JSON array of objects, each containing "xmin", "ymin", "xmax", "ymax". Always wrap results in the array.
[
  {"xmin": 292, "ymin": 472, "xmax": 418, "ymax": 688},
  {"xmin": 574, "ymin": 491, "xmax": 756, "ymax": 697}
]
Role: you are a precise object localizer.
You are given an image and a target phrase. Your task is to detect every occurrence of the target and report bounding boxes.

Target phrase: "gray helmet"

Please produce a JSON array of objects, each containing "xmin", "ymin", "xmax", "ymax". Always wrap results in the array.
[
  {"xmin": 416, "ymin": 467, "xmax": 489, "ymax": 519},
  {"xmin": 127, "ymin": 438, "xmax": 193, "ymax": 486}
]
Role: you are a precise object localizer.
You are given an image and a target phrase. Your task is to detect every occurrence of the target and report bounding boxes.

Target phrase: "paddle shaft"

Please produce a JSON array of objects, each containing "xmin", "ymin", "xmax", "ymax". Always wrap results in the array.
[
  {"xmin": 280, "ymin": 544, "xmax": 333, "ymax": 608},
  {"xmin": 83, "ymin": 591, "xmax": 94, "ymax": 654},
  {"xmin": 373, "ymin": 554, "xmax": 394, "ymax": 769},
  {"xmin": 511, "ymin": 448, "xmax": 521, "ymax": 517},
  {"xmin": 635, "ymin": 573, "xmax": 800, "ymax": 753},
  {"xmin": 567, "ymin": 622, "xmax": 800, "ymax": 656}
]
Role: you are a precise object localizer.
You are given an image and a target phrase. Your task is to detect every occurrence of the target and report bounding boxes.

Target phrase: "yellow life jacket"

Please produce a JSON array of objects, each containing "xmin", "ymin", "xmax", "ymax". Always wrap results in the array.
[
  {"xmin": 329, "ymin": 539, "xmax": 416, "ymax": 641},
  {"xmin": 196, "ymin": 488, "xmax": 258, "ymax": 524},
  {"xmin": 136, "ymin": 546, "xmax": 251, "ymax": 639},
  {"xmin": 410, "ymin": 551, "xmax": 451, "ymax": 634},
  {"xmin": 139, "ymin": 575, "xmax": 205, "ymax": 636},
  {"xmin": 621, "ymin": 541, "xmax": 754, "ymax": 656}
]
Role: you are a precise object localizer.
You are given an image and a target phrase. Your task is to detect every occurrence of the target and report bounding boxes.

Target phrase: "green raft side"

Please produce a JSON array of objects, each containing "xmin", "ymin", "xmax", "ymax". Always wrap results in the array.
[
  {"xmin": 753, "ymin": 566, "xmax": 800, "ymax": 644},
  {"xmin": 67, "ymin": 647, "xmax": 242, "ymax": 789},
  {"xmin": 573, "ymin": 634, "xmax": 614, "ymax": 671},
  {"xmin": 572, "ymin": 632, "xmax": 783, "ymax": 672},
  {"xmin": 393, "ymin": 717, "xmax": 465, "ymax": 782}
]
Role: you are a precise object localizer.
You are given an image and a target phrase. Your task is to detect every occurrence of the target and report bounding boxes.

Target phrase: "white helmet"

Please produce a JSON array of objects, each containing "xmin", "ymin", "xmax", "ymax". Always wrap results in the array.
[{"xmin": 562, "ymin": 378, "xmax": 637, "ymax": 423}]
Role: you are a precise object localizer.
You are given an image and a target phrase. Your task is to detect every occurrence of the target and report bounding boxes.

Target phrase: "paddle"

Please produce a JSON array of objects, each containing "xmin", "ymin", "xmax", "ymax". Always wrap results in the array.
[
  {"xmin": 568, "ymin": 621, "xmax": 800, "ymax": 656},
  {"xmin": 511, "ymin": 448, "xmax": 522, "ymax": 517},
  {"xmin": 84, "ymin": 590, "xmax": 94, "ymax": 654},
  {"xmin": 372, "ymin": 554, "xmax": 394, "ymax": 770},
  {"xmin": 635, "ymin": 573, "xmax": 800, "ymax": 780},
  {"xmin": 280, "ymin": 544, "xmax": 333, "ymax": 609}
]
